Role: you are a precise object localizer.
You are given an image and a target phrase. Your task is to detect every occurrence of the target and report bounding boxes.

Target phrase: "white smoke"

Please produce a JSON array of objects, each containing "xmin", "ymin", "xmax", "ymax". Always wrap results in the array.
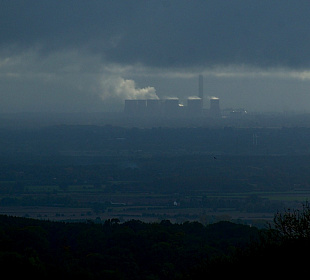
[{"xmin": 99, "ymin": 76, "xmax": 158, "ymax": 101}]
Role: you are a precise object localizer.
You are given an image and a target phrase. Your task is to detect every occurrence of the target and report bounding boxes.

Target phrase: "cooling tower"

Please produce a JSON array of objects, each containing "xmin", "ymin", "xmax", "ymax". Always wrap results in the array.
[
  {"xmin": 146, "ymin": 99, "xmax": 162, "ymax": 117},
  {"xmin": 210, "ymin": 98, "xmax": 220, "ymax": 117},
  {"xmin": 124, "ymin": 99, "xmax": 138, "ymax": 116},
  {"xmin": 124, "ymin": 99, "xmax": 147, "ymax": 117},
  {"xmin": 163, "ymin": 98, "xmax": 180, "ymax": 118},
  {"xmin": 187, "ymin": 97, "xmax": 203, "ymax": 117}
]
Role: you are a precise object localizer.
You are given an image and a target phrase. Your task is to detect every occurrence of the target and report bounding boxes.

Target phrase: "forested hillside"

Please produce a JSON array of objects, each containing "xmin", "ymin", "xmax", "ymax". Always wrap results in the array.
[
  {"xmin": 0, "ymin": 212, "xmax": 308, "ymax": 279},
  {"xmin": 0, "ymin": 215, "xmax": 259, "ymax": 279},
  {"xmin": 2, "ymin": 205, "xmax": 310, "ymax": 279}
]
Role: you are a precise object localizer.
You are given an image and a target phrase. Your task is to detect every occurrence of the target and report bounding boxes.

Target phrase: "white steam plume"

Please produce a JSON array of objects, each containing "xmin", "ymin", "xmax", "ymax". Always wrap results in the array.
[{"xmin": 99, "ymin": 76, "xmax": 158, "ymax": 101}]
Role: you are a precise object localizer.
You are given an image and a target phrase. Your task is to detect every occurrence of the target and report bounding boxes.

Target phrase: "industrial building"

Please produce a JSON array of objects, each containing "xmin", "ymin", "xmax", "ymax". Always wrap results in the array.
[
  {"xmin": 124, "ymin": 75, "xmax": 222, "ymax": 119},
  {"xmin": 124, "ymin": 97, "xmax": 209, "ymax": 119},
  {"xmin": 124, "ymin": 98, "xmax": 183, "ymax": 119},
  {"xmin": 124, "ymin": 99, "xmax": 147, "ymax": 117}
]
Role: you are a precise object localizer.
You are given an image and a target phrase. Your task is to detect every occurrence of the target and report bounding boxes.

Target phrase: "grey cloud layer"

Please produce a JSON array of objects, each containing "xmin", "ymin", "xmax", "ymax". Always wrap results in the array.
[{"xmin": 2, "ymin": 0, "xmax": 310, "ymax": 69}]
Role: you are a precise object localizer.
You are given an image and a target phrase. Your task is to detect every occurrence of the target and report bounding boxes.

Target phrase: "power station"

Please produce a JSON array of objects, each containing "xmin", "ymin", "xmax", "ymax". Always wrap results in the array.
[{"xmin": 124, "ymin": 75, "xmax": 221, "ymax": 119}]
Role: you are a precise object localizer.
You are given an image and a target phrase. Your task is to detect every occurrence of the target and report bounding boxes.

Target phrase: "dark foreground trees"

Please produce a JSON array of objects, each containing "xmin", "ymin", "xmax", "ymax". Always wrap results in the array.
[
  {"xmin": 1, "ymin": 206, "xmax": 310, "ymax": 279},
  {"xmin": 0, "ymin": 216, "xmax": 258, "ymax": 280},
  {"xmin": 189, "ymin": 202, "xmax": 310, "ymax": 278}
]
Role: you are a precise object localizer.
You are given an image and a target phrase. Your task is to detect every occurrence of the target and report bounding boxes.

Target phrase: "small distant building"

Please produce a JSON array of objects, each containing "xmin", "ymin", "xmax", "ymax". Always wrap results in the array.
[{"xmin": 229, "ymin": 109, "xmax": 248, "ymax": 119}]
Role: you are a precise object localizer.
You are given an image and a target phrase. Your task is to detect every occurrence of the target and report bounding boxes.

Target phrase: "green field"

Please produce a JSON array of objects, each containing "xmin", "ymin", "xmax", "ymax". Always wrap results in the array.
[{"xmin": 1, "ymin": 181, "xmax": 308, "ymax": 227}]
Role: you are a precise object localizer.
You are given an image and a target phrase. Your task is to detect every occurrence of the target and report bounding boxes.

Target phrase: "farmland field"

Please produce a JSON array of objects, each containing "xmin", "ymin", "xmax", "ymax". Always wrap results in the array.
[
  {"xmin": 1, "ymin": 125, "xmax": 310, "ymax": 227},
  {"xmin": 1, "ymin": 181, "xmax": 309, "ymax": 227}
]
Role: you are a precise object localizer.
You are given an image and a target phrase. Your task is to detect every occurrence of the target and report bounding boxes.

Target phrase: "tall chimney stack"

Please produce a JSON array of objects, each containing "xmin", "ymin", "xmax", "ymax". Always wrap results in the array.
[{"xmin": 198, "ymin": 74, "xmax": 203, "ymax": 100}]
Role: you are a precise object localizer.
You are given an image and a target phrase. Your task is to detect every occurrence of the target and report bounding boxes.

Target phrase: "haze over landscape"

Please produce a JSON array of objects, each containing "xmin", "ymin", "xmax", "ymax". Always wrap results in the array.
[
  {"xmin": 1, "ymin": 0, "xmax": 310, "ymax": 114},
  {"xmin": 2, "ymin": 2, "xmax": 310, "ymax": 279}
]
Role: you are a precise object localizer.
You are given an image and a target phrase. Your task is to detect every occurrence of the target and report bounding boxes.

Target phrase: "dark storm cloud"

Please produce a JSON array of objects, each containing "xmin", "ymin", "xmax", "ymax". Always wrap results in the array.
[{"xmin": 1, "ymin": 0, "xmax": 310, "ymax": 69}]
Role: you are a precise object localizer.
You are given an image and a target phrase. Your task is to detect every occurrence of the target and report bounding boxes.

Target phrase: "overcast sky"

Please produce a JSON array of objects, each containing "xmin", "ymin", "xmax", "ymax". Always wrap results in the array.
[{"xmin": 1, "ymin": 0, "xmax": 310, "ymax": 113}]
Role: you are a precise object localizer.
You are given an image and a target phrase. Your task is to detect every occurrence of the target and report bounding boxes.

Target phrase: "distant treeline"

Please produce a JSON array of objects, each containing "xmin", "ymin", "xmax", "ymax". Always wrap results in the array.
[
  {"xmin": 0, "ymin": 153, "xmax": 310, "ymax": 193},
  {"xmin": 1, "ymin": 125, "xmax": 310, "ymax": 193},
  {"xmin": 1, "ymin": 125, "xmax": 310, "ymax": 162}
]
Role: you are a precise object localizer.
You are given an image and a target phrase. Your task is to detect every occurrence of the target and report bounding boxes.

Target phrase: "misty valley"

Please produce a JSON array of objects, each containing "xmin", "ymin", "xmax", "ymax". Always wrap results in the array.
[
  {"xmin": 4, "ymin": 1, "xmax": 310, "ymax": 278},
  {"xmin": 0, "ymin": 124, "xmax": 310, "ymax": 224},
  {"xmin": 1, "ymin": 123, "xmax": 310, "ymax": 278}
]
